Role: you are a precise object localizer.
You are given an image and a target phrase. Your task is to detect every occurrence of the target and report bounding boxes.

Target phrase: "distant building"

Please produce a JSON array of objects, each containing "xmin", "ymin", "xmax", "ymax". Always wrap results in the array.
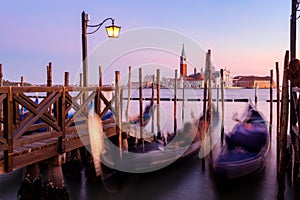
[
  {"xmin": 184, "ymin": 68, "xmax": 205, "ymax": 88},
  {"xmin": 180, "ymin": 44, "xmax": 187, "ymax": 77},
  {"xmin": 142, "ymin": 45, "xmax": 233, "ymax": 89},
  {"xmin": 233, "ymin": 76, "xmax": 276, "ymax": 88},
  {"xmin": 211, "ymin": 68, "xmax": 232, "ymax": 88}
]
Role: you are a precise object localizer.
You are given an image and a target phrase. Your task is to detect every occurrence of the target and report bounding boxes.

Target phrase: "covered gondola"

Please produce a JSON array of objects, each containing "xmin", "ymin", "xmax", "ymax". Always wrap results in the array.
[{"xmin": 213, "ymin": 102, "xmax": 270, "ymax": 180}]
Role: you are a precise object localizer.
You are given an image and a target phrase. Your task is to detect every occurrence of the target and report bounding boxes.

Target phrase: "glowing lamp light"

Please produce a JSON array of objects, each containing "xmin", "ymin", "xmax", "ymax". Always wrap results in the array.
[
  {"xmin": 82, "ymin": 10, "xmax": 121, "ymax": 87},
  {"xmin": 105, "ymin": 23, "xmax": 121, "ymax": 38}
]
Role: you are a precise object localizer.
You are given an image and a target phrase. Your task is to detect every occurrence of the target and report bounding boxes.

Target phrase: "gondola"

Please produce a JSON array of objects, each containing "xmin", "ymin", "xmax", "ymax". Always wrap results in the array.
[
  {"xmin": 99, "ymin": 104, "xmax": 219, "ymax": 191},
  {"xmin": 213, "ymin": 102, "xmax": 270, "ymax": 180}
]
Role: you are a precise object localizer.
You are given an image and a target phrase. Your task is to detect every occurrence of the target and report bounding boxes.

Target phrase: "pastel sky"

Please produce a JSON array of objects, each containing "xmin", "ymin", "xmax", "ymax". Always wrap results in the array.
[{"xmin": 0, "ymin": 0, "xmax": 293, "ymax": 85}]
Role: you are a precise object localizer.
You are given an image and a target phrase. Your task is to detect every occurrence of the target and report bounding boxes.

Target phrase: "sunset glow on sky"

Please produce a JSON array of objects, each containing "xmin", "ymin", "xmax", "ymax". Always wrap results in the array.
[{"xmin": 0, "ymin": 0, "xmax": 293, "ymax": 84}]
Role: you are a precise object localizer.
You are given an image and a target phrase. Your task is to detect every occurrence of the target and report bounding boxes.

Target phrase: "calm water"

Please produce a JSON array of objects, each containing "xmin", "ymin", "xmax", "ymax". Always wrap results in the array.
[{"xmin": 0, "ymin": 89, "xmax": 297, "ymax": 199}]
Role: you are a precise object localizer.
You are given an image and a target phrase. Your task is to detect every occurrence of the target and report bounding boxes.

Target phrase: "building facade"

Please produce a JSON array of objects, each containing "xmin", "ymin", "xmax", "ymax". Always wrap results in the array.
[
  {"xmin": 180, "ymin": 44, "xmax": 187, "ymax": 77},
  {"xmin": 232, "ymin": 76, "xmax": 276, "ymax": 88}
]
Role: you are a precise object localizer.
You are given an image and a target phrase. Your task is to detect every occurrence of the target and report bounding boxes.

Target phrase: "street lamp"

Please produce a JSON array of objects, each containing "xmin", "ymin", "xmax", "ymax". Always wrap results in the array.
[{"xmin": 81, "ymin": 11, "xmax": 121, "ymax": 87}]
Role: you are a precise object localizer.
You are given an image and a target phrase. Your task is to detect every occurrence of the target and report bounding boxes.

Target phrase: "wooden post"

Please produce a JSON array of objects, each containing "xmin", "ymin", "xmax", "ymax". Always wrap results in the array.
[
  {"xmin": 174, "ymin": 69, "xmax": 178, "ymax": 134},
  {"xmin": 115, "ymin": 71, "xmax": 122, "ymax": 156},
  {"xmin": 216, "ymin": 84, "xmax": 219, "ymax": 112},
  {"xmin": 139, "ymin": 68, "xmax": 144, "ymax": 151},
  {"xmin": 255, "ymin": 83, "xmax": 258, "ymax": 106},
  {"xmin": 207, "ymin": 50, "xmax": 213, "ymax": 159},
  {"xmin": 0, "ymin": 64, "xmax": 3, "ymax": 86},
  {"xmin": 56, "ymin": 72, "xmax": 68, "ymax": 154},
  {"xmin": 120, "ymin": 87, "xmax": 123, "ymax": 123},
  {"xmin": 4, "ymin": 87, "xmax": 13, "ymax": 172},
  {"xmin": 64, "ymin": 72, "xmax": 69, "ymax": 87},
  {"xmin": 202, "ymin": 83, "xmax": 207, "ymax": 142},
  {"xmin": 20, "ymin": 76, "xmax": 25, "ymax": 115},
  {"xmin": 79, "ymin": 73, "xmax": 83, "ymax": 105},
  {"xmin": 46, "ymin": 63, "xmax": 53, "ymax": 131},
  {"xmin": 276, "ymin": 62, "xmax": 280, "ymax": 165},
  {"xmin": 64, "ymin": 71, "xmax": 81, "ymax": 179},
  {"xmin": 58, "ymin": 87, "xmax": 66, "ymax": 154},
  {"xmin": 47, "ymin": 62, "xmax": 52, "ymax": 87},
  {"xmin": 277, "ymin": 51, "xmax": 289, "ymax": 199},
  {"xmin": 157, "ymin": 69, "xmax": 161, "ymax": 138},
  {"xmin": 126, "ymin": 66, "xmax": 131, "ymax": 122},
  {"xmin": 20, "ymin": 76, "xmax": 24, "ymax": 87},
  {"xmin": 201, "ymin": 58, "xmax": 208, "ymax": 169},
  {"xmin": 99, "ymin": 66, "xmax": 102, "ymax": 88},
  {"xmin": 220, "ymin": 69, "xmax": 225, "ymax": 146},
  {"xmin": 80, "ymin": 73, "xmax": 83, "ymax": 87},
  {"xmin": 151, "ymin": 75, "xmax": 155, "ymax": 136},
  {"xmin": 99, "ymin": 67, "xmax": 102, "ymax": 114},
  {"xmin": 269, "ymin": 70, "xmax": 273, "ymax": 140}
]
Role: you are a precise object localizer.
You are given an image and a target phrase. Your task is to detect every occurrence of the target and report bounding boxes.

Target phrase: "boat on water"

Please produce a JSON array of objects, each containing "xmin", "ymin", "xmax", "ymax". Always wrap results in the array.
[
  {"xmin": 212, "ymin": 102, "xmax": 270, "ymax": 180},
  {"xmin": 100, "ymin": 103, "xmax": 219, "ymax": 191}
]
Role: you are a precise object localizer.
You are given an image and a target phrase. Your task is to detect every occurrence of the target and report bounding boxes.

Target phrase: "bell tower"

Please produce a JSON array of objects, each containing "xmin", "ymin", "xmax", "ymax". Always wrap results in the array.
[{"xmin": 180, "ymin": 44, "xmax": 187, "ymax": 77}]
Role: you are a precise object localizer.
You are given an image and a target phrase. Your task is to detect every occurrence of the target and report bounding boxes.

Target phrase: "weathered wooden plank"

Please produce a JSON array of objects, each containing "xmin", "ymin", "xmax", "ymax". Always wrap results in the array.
[
  {"xmin": 17, "ymin": 92, "xmax": 57, "ymax": 123},
  {"xmin": 23, "ymin": 123, "xmax": 48, "ymax": 132},
  {"xmin": 71, "ymin": 103, "xmax": 88, "ymax": 119},
  {"xmin": 0, "ymin": 143, "xmax": 8, "ymax": 151},
  {"xmin": 13, "ymin": 144, "xmax": 59, "ymax": 171},
  {"xmin": 99, "ymin": 92, "xmax": 112, "ymax": 108},
  {"xmin": 12, "ymin": 86, "xmax": 64, "ymax": 93},
  {"xmin": 3, "ymin": 87, "xmax": 13, "ymax": 172},
  {"xmin": 72, "ymin": 91, "xmax": 96, "ymax": 119},
  {"xmin": 58, "ymin": 88, "xmax": 66, "ymax": 153},
  {"xmin": 71, "ymin": 91, "xmax": 83, "ymax": 104},
  {"xmin": 14, "ymin": 131, "xmax": 62, "ymax": 147},
  {"xmin": 0, "ymin": 87, "xmax": 10, "ymax": 93},
  {"xmin": 13, "ymin": 92, "xmax": 61, "ymax": 140},
  {"xmin": 0, "ymin": 94, "xmax": 7, "ymax": 104},
  {"xmin": 65, "ymin": 135, "xmax": 87, "ymax": 152}
]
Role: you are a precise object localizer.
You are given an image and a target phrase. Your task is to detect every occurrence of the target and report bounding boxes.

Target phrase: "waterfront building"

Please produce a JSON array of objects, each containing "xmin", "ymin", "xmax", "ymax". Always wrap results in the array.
[
  {"xmin": 139, "ymin": 45, "xmax": 232, "ymax": 89},
  {"xmin": 180, "ymin": 44, "xmax": 187, "ymax": 77},
  {"xmin": 232, "ymin": 76, "xmax": 276, "ymax": 88},
  {"xmin": 211, "ymin": 68, "xmax": 232, "ymax": 88}
]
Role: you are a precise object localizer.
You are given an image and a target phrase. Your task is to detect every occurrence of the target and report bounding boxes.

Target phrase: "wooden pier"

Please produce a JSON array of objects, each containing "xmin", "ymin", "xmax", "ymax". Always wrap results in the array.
[
  {"xmin": 0, "ymin": 85, "xmax": 114, "ymax": 174},
  {"xmin": 290, "ymin": 86, "xmax": 300, "ymax": 185}
]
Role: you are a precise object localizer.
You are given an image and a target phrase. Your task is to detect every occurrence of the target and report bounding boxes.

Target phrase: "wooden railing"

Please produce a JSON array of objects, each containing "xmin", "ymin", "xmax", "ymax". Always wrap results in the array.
[
  {"xmin": 0, "ymin": 86, "xmax": 114, "ymax": 173},
  {"xmin": 291, "ymin": 87, "xmax": 300, "ymax": 153}
]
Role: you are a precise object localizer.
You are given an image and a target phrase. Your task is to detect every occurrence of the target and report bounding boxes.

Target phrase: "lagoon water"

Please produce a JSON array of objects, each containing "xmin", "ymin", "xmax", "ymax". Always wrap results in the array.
[{"xmin": 0, "ymin": 88, "xmax": 298, "ymax": 199}]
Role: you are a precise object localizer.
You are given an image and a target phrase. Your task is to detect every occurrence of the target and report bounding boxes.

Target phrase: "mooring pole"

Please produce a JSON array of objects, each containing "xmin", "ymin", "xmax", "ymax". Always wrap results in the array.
[
  {"xmin": 126, "ymin": 66, "xmax": 132, "ymax": 122},
  {"xmin": 47, "ymin": 63, "xmax": 53, "ymax": 131},
  {"xmin": 151, "ymin": 75, "xmax": 155, "ymax": 137},
  {"xmin": 20, "ymin": 76, "xmax": 25, "ymax": 115},
  {"xmin": 255, "ymin": 83, "xmax": 258, "ymax": 106},
  {"xmin": 99, "ymin": 66, "xmax": 102, "ymax": 113},
  {"xmin": 115, "ymin": 71, "xmax": 122, "ymax": 157},
  {"xmin": 207, "ymin": 50, "xmax": 213, "ymax": 160},
  {"xmin": 277, "ymin": 50, "xmax": 289, "ymax": 199},
  {"xmin": 270, "ymin": 70, "xmax": 273, "ymax": 140},
  {"xmin": 157, "ymin": 69, "xmax": 161, "ymax": 138},
  {"xmin": 174, "ymin": 69, "xmax": 178, "ymax": 134},
  {"xmin": 276, "ymin": 62, "xmax": 280, "ymax": 166},
  {"xmin": 220, "ymin": 69, "xmax": 225, "ymax": 146},
  {"xmin": 139, "ymin": 68, "xmax": 144, "ymax": 152},
  {"xmin": 0, "ymin": 64, "xmax": 3, "ymax": 86}
]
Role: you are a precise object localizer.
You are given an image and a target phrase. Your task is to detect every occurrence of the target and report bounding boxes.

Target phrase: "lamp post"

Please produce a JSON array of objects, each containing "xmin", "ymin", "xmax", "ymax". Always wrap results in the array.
[
  {"xmin": 81, "ymin": 11, "xmax": 121, "ymax": 87},
  {"xmin": 290, "ymin": 0, "xmax": 298, "ymax": 60}
]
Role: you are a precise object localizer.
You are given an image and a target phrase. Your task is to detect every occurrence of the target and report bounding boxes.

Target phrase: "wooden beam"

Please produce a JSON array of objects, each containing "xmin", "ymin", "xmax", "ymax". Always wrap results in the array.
[{"xmin": 4, "ymin": 87, "xmax": 13, "ymax": 172}]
